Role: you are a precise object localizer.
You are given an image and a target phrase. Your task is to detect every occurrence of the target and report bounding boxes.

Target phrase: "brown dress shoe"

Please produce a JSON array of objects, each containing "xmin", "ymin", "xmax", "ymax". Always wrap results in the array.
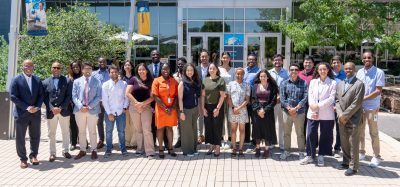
[
  {"xmin": 96, "ymin": 141, "xmax": 104, "ymax": 149},
  {"xmin": 63, "ymin": 152, "xmax": 72, "ymax": 159},
  {"xmin": 74, "ymin": 151, "xmax": 86, "ymax": 160},
  {"xmin": 30, "ymin": 157, "xmax": 39, "ymax": 165},
  {"xmin": 91, "ymin": 151, "xmax": 98, "ymax": 160},
  {"xmin": 49, "ymin": 155, "xmax": 56, "ymax": 162},
  {"xmin": 20, "ymin": 161, "xmax": 28, "ymax": 169}
]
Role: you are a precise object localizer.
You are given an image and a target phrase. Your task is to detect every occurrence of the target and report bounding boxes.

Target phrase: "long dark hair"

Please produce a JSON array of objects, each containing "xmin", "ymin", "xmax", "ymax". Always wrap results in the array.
[
  {"xmin": 182, "ymin": 63, "xmax": 201, "ymax": 85},
  {"xmin": 121, "ymin": 60, "xmax": 134, "ymax": 79},
  {"xmin": 313, "ymin": 62, "xmax": 335, "ymax": 80},
  {"xmin": 134, "ymin": 63, "xmax": 153, "ymax": 83},
  {"xmin": 220, "ymin": 51, "xmax": 232, "ymax": 67},
  {"xmin": 253, "ymin": 69, "xmax": 279, "ymax": 93},
  {"xmin": 206, "ymin": 63, "xmax": 220, "ymax": 77},
  {"xmin": 68, "ymin": 60, "xmax": 82, "ymax": 80}
]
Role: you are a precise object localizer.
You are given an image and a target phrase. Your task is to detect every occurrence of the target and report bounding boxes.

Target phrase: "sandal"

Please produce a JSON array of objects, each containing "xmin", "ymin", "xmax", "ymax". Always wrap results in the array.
[
  {"xmin": 159, "ymin": 149, "xmax": 165, "ymax": 159},
  {"xmin": 238, "ymin": 149, "xmax": 244, "ymax": 157},
  {"xmin": 214, "ymin": 146, "xmax": 220, "ymax": 157},
  {"xmin": 168, "ymin": 148, "xmax": 177, "ymax": 157},
  {"xmin": 231, "ymin": 148, "xmax": 237, "ymax": 157}
]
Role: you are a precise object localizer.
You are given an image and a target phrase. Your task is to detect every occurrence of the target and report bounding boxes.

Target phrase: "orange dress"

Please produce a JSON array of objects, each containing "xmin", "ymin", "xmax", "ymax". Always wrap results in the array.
[{"xmin": 151, "ymin": 76, "xmax": 178, "ymax": 129}]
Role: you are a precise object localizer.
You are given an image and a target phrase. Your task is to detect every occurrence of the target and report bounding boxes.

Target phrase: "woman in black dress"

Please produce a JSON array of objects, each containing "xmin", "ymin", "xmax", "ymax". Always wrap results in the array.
[
  {"xmin": 68, "ymin": 61, "xmax": 82, "ymax": 150},
  {"xmin": 251, "ymin": 69, "xmax": 279, "ymax": 159}
]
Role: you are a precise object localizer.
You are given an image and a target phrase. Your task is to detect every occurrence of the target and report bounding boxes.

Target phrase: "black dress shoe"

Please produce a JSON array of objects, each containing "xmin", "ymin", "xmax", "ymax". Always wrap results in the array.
[
  {"xmin": 97, "ymin": 141, "xmax": 104, "ymax": 149},
  {"xmin": 74, "ymin": 151, "xmax": 86, "ymax": 160},
  {"xmin": 63, "ymin": 152, "xmax": 72, "ymax": 159},
  {"xmin": 30, "ymin": 157, "xmax": 39, "ymax": 165},
  {"xmin": 91, "ymin": 151, "xmax": 98, "ymax": 160},
  {"xmin": 174, "ymin": 140, "xmax": 181, "ymax": 148},
  {"xmin": 49, "ymin": 155, "xmax": 56, "ymax": 162},
  {"xmin": 337, "ymin": 164, "xmax": 349, "ymax": 170},
  {"xmin": 344, "ymin": 168, "xmax": 357, "ymax": 176}
]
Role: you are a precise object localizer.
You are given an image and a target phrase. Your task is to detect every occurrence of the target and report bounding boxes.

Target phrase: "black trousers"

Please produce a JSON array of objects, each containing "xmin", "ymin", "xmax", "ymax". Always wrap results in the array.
[
  {"xmin": 97, "ymin": 102, "xmax": 105, "ymax": 142},
  {"xmin": 334, "ymin": 112, "xmax": 341, "ymax": 151},
  {"xmin": 15, "ymin": 112, "xmax": 41, "ymax": 161},
  {"xmin": 204, "ymin": 104, "xmax": 224, "ymax": 146},
  {"xmin": 70, "ymin": 113, "xmax": 79, "ymax": 146},
  {"xmin": 244, "ymin": 105, "xmax": 253, "ymax": 143}
]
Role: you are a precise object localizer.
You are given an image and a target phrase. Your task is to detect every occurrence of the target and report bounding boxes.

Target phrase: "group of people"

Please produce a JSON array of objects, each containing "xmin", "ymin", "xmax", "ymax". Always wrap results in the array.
[{"xmin": 10, "ymin": 49, "xmax": 384, "ymax": 177}]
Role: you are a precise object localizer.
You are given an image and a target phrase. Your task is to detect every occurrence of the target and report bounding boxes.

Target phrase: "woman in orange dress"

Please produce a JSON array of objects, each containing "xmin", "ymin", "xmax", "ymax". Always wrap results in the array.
[{"xmin": 152, "ymin": 63, "xmax": 178, "ymax": 158}]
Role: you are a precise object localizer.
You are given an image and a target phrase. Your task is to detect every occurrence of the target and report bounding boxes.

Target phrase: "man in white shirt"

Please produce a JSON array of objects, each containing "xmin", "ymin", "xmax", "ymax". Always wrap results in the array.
[
  {"xmin": 102, "ymin": 65, "xmax": 129, "ymax": 158},
  {"xmin": 268, "ymin": 54, "xmax": 289, "ymax": 150}
]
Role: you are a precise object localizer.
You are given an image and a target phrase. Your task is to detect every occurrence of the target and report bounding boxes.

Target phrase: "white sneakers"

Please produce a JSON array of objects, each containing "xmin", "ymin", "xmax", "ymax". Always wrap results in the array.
[
  {"xmin": 359, "ymin": 153, "xmax": 366, "ymax": 161},
  {"xmin": 299, "ymin": 152, "xmax": 305, "ymax": 160},
  {"xmin": 369, "ymin": 156, "xmax": 382, "ymax": 168},
  {"xmin": 334, "ymin": 150, "xmax": 342, "ymax": 158},
  {"xmin": 300, "ymin": 156, "xmax": 314, "ymax": 165},
  {"xmin": 280, "ymin": 151, "xmax": 290, "ymax": 160},
  {"xmin": 317, "ymin": 155, "xmax": 324, "ymax": 166},
  {"xmin": 223, "ymin": 141, "xmax": 231, "ymax": 150}
]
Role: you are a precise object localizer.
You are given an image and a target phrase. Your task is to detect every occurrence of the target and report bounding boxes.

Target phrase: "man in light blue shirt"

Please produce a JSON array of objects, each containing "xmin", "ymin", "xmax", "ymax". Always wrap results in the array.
[
  {"xmin": 356, "ymin": 51, "xmax": 385, "ymax": 168},
  {"xmin": 92, "ymin": 57, "xmax": 110, "ymax": 149},
  {"xmin": 244, "ymin": 53, "xmax": 260, "ymax": 147},
  {"xmin": 269, "ymin": 54, "xmax": 289, "ymax": 150}
]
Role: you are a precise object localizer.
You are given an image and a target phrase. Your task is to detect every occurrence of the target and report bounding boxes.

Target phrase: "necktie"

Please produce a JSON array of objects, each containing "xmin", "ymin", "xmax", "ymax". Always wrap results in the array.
[
  {"xmin": 84, "ymin": 78, "xmax": 89, "ymax": 106},
  {"xmin": 154, "ymin": 64, "xmax": 158, "ymax": 77},
  {"xmin": 344, "ymin": 79, "xmax": 349, "ymax": 92}
]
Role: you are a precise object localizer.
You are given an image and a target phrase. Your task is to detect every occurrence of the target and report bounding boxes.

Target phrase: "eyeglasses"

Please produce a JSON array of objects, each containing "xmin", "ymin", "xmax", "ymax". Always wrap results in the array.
[
  {"xmin": 52, "ymin": 67, "xmax": 61, "ymax": 69},
  {"xmin": 23, "ymin": 65, "xmax": 34, "ymax": 69},
  {"xmin": 290, "ymin": 69, "xmax": 299, "ymax": 72}
]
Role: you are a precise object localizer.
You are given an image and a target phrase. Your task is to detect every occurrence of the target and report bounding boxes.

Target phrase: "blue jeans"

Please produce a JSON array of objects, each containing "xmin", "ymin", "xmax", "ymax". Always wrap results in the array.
[{"xmin": 105, "ymin": 113, "xmax": 127, "ymax": 153}]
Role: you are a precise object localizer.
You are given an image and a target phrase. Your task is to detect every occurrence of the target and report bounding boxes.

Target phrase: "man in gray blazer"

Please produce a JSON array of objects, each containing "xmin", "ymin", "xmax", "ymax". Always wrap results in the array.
[
  {"xmin": 335, "ymin": 62, "xmax": 365, "ymax": 176},
  {"xmin": 72, "ymin": 62, "xmax": 102, "ymax": 160}
]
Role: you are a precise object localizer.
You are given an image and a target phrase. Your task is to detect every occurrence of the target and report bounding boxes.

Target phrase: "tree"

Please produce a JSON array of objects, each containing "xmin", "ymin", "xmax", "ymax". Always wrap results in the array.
[
  {"xmin": 18, "ymin": 3, "xmax": 126, "ymax": 78},
  {"xmin": 278, "ymin": 0, "xmax": 400, "ymax": 54},
  {"xmin": 0, "ymin": 36, "xmax": 8, "ymax": 91}
]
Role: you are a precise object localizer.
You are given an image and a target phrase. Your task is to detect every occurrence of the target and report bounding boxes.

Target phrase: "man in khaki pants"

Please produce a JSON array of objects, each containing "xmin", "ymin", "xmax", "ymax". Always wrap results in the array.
[
  {"xmin": 356, "ymin": 51, "xmax": 385, "ymax": 167},
  {"xmin": 42, "ymin": 62, "xmax": 73, "ymax": 162}
]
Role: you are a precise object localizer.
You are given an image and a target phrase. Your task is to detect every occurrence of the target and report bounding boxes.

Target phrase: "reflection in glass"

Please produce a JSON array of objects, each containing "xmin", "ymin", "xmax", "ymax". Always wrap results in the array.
[
  {"xmin": 208, "ymin": 37, "xmax": 221, "ymax": 64},
  {"xmin": 245, "ymin": 8, "xmax": 281, "ymax": 20},
  {"xmin": 224, "ymin": 21, "xmax": 244, "ymax": 33},
  {"xmin": 95, "ymin": 4, "xmax": 110, "ymax": 24},
  {"xmin": 188, "ymin": 8, "xmax": 223, "ymax": 20},
  {"xmin": 224, "ymin": 8, "xmax": 244, "ymax": 20},
  {"xmin": 110, "ymin": 4, "xmax": 130, "ymax": 31},
  {"xmin": 264, "ymin": 37, "xmax": 278, "ymax": 68},
  {"xmin": 134, "ymin": 5, "xmax": 158, "ymax": 45},
  {"xmin": 190, "ymin": 37, "xmax": 203, "ymax": 66},
  {"xmin": 245, "ymin": 21, "xmax": 279, "ymax": 33},
  {"xmin": 247, "ymin": 37, "xmax": 261, "ymax": 67},
  {"xmin": 188, "ymin": 21, "xmax": 223, "ymax": 32},
  {"xmin": 232, "ymin": 61, "xmax": 243, "ymax": 68},
  {"xmin": 160, "ymin": 44, "xmax": 177, "ymax": 58}
]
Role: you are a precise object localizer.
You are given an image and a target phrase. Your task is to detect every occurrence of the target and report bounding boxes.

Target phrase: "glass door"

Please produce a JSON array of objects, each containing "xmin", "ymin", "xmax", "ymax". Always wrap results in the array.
[
  {"xmin": 244, "ymin": 33, "xmax": 282, "ymax": 69},
  {"xmin": 188, "ymin": 33, "xmax": 223, "ymax": 66}
]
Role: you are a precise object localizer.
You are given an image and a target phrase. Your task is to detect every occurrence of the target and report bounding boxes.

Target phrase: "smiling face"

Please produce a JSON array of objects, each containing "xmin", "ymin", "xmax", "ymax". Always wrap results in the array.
[
  {"xmin": 137, "ymin": 65, "xmax": 148, "ymax": 80},
  {"xmin": 51, "ymin": 62, "xmax": 62, "ymax": 77},
  {"xmin": 247, "ymin": 55, "xmax": 257, "ymax": 68},
  {"xmin": 273, "ymin": 56, "xmax": 283, "ymax": 69},
  {"xmin": 200, "ymin": 51, "xmax": 209, "ymax": 65},
  {"xmin": 344, "ymin": 63, "xmax": 355, "ymax": 78},
  {"xmin": 22, "ymin": 60, "xmax": 34, "ymax": 76},
  {"xmin": 177, "ymin": 60, "xmax": 186, "ymax": 72},
  {"xmin": 259, "ymin": 72, "xmax": 268, "ymax": 84},
  {"xmin": 289, "ymin": 65, "xmax": 299, "ymax": 80},
  {"xmin": 317, "ymin": 64, "xmax": 329, "ymax": 80},
  {"xmin": 235, "ymin": 69, "xmax": 244, "ymax": 83},
  {"xmin": 161, "ymin": 64, "xmax": 170, "ymax": 78},
  {"xmin": 151, "ymin": 50, "xmax": 160, "ymax": 63},
  {"xmin": 98, "ymin": 58, "xmax": 107, "ymax": 69},
  {"xmin": 185, "ymin": 65, "xmax": 194, "ymax": 79},
  {"xmin": 303, "ymin": 59, "xmax": 314, "ymax": 71},
  {"xmin": 362, "ymin": 51, "xmax": 373, "ymax": 69},
  {"xmin": 72, "ymin": 62, "xmax": 81, "ymax": 74},
  {"xmin": 208, "ymin": 63, "xmax": 218, "ymax": 77},
  {"xmin": 124, "ymin": 62, "xmax": 132, "ymax": 73},
  {"xmin": 221, "ymin": 54, "xmax": 231, "ymax": 66}
]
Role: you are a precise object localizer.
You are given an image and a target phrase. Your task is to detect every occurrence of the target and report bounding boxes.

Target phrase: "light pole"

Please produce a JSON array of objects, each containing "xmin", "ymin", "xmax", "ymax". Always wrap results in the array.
[
  {"xmin": 126, "ymin": 0, "xmax": 136, "ymax": 61},
  {"xmin": 6, "ymin": 0, "xmax": 22, "ymax": 139}
]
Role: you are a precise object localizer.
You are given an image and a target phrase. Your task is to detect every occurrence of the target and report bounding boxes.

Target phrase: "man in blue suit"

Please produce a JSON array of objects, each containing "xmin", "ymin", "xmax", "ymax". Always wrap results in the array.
[
  {"xmin": 72, "ymin": 62, "xmax": 102, "ymax": 160},
  {"xmin": 10, "ymin": 59, "xmax": 43, "ymax": 168},
  {"xmin": 42, "ymin": 62, "xmax": 73, "ymax": 162}
]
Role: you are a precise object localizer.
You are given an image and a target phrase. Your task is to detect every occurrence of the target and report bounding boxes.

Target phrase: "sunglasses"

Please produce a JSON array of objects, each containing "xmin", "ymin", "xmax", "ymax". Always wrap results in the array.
[
  {"xmin": 52, "ymin": 67, "xmax": 61, "ymax": 69},
  {"xmin": 290, "ymin": 69, "xmax": 299, "ymax": 72}
]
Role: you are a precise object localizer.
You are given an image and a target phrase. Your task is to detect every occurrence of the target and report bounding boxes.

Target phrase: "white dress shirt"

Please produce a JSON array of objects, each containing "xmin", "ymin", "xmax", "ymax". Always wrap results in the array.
[
  {"xmin": 102, "ymin": 79, "xmax": 129, "ymax": 116},
  {"xmin": 307, "ymin": 77, "xmax": 337, "ymax": 120}
]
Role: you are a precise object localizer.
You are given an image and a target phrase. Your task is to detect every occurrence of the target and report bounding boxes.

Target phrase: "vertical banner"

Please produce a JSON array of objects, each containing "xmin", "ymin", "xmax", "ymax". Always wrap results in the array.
[
  {"xmin": 25, "ymin": 0, "xmax": 48, "ymax": 36},
  {"xmin": 137, "ymin": 1, "xmax": 150, "ymax": 35}
]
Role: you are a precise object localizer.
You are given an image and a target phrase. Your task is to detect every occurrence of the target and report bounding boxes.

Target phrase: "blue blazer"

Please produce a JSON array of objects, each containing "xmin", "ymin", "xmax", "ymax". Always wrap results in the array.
[
  {"xmin": 9, "ymin": 74, "xmax": 43, "ymax": 118},
  {"xmin": 42, "ymin": 75, "xmax": 72, "ymax": 119},
  {"xmin": 72, "ymin": 76, "xmax": 102, "ymax": 115}
]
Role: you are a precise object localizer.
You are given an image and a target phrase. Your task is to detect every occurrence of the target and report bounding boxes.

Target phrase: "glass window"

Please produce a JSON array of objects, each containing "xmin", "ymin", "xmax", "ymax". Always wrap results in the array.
[
  {"xmin": 183, "ymin": 8, "xmax": 187, "ymax": 20},
  {"xmin": 183, "ymin": 22, "xmax": 187, "ymax": 45},
  {"xmin": 134, "ymin": 5, "xmax": 158, "ymax": 45},
  {"xmin": 245, "ymin": 21, "xmax": 279, "ymax": 33},
  {"xmin": 188, "ymin": 21, "xmax": 223, "ymax": 32},
  {"xmin": 159, "ymin": 6, "xmax": 177, "ymax": 40},
  {"xmin": 188, "ymin": 8, "xmax": 223, "ymax": 20},
  {"xmin": 160, "ymin": 44, "xmax": 177, "ymax": 58},
  {"xmin": 224, "ymin": 21, "xmax": 244, "ymax": 33},
  {"xmin": 224, "ymin": 8, "xmax": 244, "ymax": 20},
  {"xmin": 110, "ymin": 4, "xmax": 130, "ymax": 31},
  {"xmin": 94, "ymin": 3, "xmax": 110, "ymax": 24},
  {"xmin": 245, "ymin": 8, "xmax": 281, "ymax": 20}
]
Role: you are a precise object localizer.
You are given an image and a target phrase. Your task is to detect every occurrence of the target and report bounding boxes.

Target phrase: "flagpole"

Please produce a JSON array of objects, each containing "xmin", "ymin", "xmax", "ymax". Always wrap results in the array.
[
  {"xmin": 7, "ymin": 0, "xmax": 22, "ymax": 139},
  {"xmin": 126, "ymin": 0, "xmax": 136, "ymax": 61}
]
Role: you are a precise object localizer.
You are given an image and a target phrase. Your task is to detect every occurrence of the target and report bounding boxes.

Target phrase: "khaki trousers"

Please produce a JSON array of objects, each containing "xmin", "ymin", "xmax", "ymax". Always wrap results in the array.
[
  {"xmin": 359, "ymin": 110, "xmax": 380, "ymax": 157},
  {"xmin": 274, "ymin": 105, "xmax": 284, "ymax": 149},
  {"xmin": 75, "ymin": 111, "xmax": 98, "ymax": 152},
  {"xmin": 47, "ymin": 114, "xmax": 70, "ymax": 155},
  {"xmin": 125, "ymin": 105, "xmax": 137, "ymax": 147},
  {"xmin": 129, "ymin": 106, "xmax": 155, "ymax": 156},
  {"xmin": 282, "ymin": 112, "xmax": 306, "ymax": 152}
]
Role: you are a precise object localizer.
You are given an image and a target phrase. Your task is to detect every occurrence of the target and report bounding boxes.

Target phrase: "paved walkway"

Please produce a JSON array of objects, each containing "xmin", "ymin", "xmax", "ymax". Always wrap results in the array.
[{"xmin": 0, "ymin": 112, "xmax": 399, "ymax": 186}]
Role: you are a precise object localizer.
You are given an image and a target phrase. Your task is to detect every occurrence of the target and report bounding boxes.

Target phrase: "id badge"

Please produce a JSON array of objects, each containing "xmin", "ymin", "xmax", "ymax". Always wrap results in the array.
[
  {"xmin": 168, "ymin": 97, "xmax": 171, "ymax": 104},
  {"xmin": 373, "ymin": 114, "xmax": 378, "ymax": 122}
]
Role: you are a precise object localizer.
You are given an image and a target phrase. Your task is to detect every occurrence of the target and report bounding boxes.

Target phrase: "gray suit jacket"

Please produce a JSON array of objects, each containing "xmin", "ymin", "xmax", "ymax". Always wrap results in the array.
[
  {"xmin": 335, "ymin": 77, "xmax": 365, "ymax": 127},
  {"xmin": 147, "ymin": 62, "xmax": 163, "ymax": 79},
  {"xmin": 72, "ymin": 76, "xmax": 102, "ymax": 115}
]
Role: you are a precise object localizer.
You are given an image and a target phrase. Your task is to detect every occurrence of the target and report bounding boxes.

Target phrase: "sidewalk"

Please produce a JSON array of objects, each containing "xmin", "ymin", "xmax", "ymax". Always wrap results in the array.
[{"xmin": 0, "ymin": 112, "xmax": 399, "ymax": 186}]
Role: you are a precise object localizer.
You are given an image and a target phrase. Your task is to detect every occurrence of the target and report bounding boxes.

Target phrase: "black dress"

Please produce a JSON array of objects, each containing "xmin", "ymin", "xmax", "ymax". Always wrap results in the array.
[{"xmin": 251, "ymin": 83, "xmax": 277, "ymax": 145}]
